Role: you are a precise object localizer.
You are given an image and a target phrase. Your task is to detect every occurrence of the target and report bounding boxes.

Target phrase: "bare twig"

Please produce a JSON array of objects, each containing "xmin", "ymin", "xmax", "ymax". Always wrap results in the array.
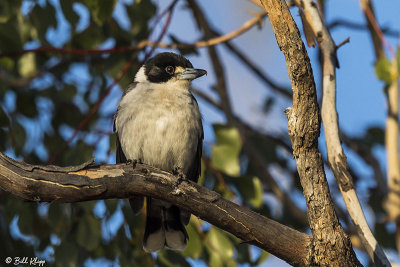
[
  {"xmin": 210, "ymin": 29, "xmax": 292, "ymax": 98},
  {"xmin": 294, "ymin": 0, "xmax": 390, "ymax": 265},
  {"xmin": 341, "ymin": 132, "xmax": 387, "ymax": 195},
  {"xmin": 336, "ymin": 37, "xmax": 350, "ymax": 50},
  {"xmin": 328, "ymin": 19, "xmax": 400, "ymax": 39},
  {"xmin": 0, "ymin": 12, "xmax": 266, "ymax": 59},
  {"xmin": 361, "ymin": 1, "xmax": 395, "ymax": 58}
]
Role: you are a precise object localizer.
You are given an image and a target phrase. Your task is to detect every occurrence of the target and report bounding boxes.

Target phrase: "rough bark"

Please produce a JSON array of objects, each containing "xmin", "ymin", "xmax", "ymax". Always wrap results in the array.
[
  {"xmin": 186, "ymin": 0, "xmax": 308, "ymax": 226},
  {"xmin": 0, "ymin": 152, "xmax": 310, "ymax": 266},
  {"xmin": 259, "ymin": 0, "xmax": 361, "ymax": 265},
  {"xmin": 294, "ymin": 1, "xmax": 390, "ymax": 265}
]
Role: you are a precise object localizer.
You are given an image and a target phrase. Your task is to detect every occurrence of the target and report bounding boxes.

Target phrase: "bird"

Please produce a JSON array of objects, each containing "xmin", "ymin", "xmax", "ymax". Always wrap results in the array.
[{"xmin": 114, "ymin": 52, "xmax": 206, "ymax": 252}]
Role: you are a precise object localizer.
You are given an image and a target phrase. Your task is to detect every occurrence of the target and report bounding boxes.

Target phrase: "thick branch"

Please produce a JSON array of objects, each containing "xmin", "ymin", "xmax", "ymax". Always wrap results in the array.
[
  {"xmin": 0, "ymin": 153, "xmax": 310, "ymax": 266},
  {"xmin": 259, "ymin": 0, "xmax": 361, "ymax": 265},
  {"xmin": 385, "ymin": 80, "xmax": 400, "ymax": 250},
  {"xmin": 187, "ymin": 0, "xmax": 308, "ymax": 226},
  {"xmin": 294, "ymin": 1, "xmax": 390, "ymax": 266}
]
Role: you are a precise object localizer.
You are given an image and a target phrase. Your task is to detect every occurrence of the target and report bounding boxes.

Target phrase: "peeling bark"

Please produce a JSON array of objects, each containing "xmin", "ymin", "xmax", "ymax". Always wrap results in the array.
[{"xmin": 0, "ymin": 152, "xmax": 310, "ymax": 266}]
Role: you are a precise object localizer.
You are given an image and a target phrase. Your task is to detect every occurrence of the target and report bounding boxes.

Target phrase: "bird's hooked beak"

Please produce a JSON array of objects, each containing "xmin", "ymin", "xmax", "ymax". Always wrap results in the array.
[{"xmin": 179, "ymin": 68, "xmax": 207, "ymax": 80}]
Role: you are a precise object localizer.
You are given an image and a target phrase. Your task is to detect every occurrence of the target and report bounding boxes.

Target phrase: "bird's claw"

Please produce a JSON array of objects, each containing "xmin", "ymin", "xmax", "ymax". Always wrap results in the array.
[{"xmin": 173, "ymin": 167, "xmax": 187, "ymax": 186}]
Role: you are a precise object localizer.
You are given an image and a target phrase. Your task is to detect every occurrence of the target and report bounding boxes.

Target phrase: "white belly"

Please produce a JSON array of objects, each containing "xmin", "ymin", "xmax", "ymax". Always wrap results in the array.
[{"xmin": 115, "ymin": 83, "xmax": 202, "ymax": 174}]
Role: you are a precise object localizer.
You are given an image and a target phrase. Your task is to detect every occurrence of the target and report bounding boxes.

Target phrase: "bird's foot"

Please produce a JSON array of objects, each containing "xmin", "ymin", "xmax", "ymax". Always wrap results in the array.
[
  {"xmin": 173, "ymin": 167, "xmax": 187, "ymax": 186},
  {"xmin": 126, "ymin": 159, "xmax": 143, "ymax": 169}
]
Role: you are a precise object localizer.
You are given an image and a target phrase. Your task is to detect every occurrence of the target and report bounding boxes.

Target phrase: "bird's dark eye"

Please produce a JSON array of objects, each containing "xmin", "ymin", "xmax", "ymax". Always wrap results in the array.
[{"xmin": 165, "ymin": 66, "xmax": 175, "ymax": 74}]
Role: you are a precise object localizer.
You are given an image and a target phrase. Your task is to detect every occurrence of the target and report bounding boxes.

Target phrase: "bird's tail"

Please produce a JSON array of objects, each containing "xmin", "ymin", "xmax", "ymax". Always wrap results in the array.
[{"xmin": 143, "ymin": 198, "xmax": 188, "ymax": 253}]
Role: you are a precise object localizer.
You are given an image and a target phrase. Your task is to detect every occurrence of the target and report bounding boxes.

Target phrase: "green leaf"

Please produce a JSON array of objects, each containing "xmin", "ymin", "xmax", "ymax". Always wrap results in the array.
[
  {"xmin": 80, "ymin": 0, "xmax": 117, "ymax": 26},
  {"xmin": 18, "ymin": 52, "xmax": 36, "ymax": 78},
  {"xmin": 249, "ymin": 177, "xmax": 263, "ymax": 208},
  {"xmin": 61, "ymin": 85, "xmax": 77, "ymax": 100},
  {"xmin": 48, "ymin": 204, "xmax": 63, "ymax": 231},
  {"xmin": 125, "ymin": 1, "xmax": 156, "ymax": 39},
  {"xmin": 106, "ymin": 56, "xmax": 136, "ymax": 89},
  {"xmin": 54, "ymin": 240, "xmax": 78, "ymax": 267},
  {"xmin": 213, "ymin": 124, "xmax": 242, "ymax": 150},
  {"xmin": 105, "ymin": 199, "xmax": 118, "ymax": 214},
  {"xmin": 212, "ymin": 145, "xmax": 240, "ymax": 177},
  {"xmin": 16, "ymin": 93, "xmax": 37, "ymax": 118},
  {"xmin": 157, "ymin": 250, "xmax": 190, "ymax": 267},
  {"xmin": 205, "ymin": 227, "xmax": 236, "ymax": 267},
  {"xmin": 197, "ymin": 159, "xmax": 205, "ymax": 186},
  {"xmin": 235, "ymin": 176, "xmax": 264, "ymax": 208},
  {"xmin": 397, "ymin": 49, "xmax": 400, "ymax": 72},
  {"xmin": 0, "ymin": 57, "xmax": 14, "ymax": 70},
  {"xmin": 0, "ymin": 16, "xmax": 22, "ymax": 52},
  {"xmin": 182, "ymin": 221, "xmax": 203, "ymax": 259},
  {"xmin": 18, "ymin": 205, "xmax": 34, "ymax": 234},
  {"xmin": 0, "ymin": 107, "xmax": 9, "ymax": 127},
  {"xmin": 255, "ymin": 250, "xmax": 270, "ymax": 265},
  {"xmin": 236, "ymin": 244, "xmax": 251, "ymax": 264},
  {"xmin": 211, "ymin": 124, "xmax": 242, "ymax": 177},
  {"xmin": 109, "ymin": 133, "xmax": 116, "ymax": 154},
  {"xmin": 62, "ymin": 141, "xmax": 93, "ymax": 166},
  {"xmin": 75, "ymin": 201, "xmax": 96, "ymax": 214},
  {"xmin": 60, "ymin": 1, "xmax": 79, "ymax": 28},
  {"xmin": 375, "ymin": 56, "xmax": 393, "ymax": 84},
  {"xmin": 11, "ymin": 122, "xmax": 26, "ymax": 155},
  {"xmin": 29, "ymin": 3, "xmax": 57, "ymax": 43},
  {"xmin": 76, "ymin": 214, "xmax": 101, "ymax": 251}
]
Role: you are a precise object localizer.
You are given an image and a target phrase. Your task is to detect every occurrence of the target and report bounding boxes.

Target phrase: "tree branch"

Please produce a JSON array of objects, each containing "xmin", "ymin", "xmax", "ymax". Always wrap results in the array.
[
  {"xmin": 0, "ymin": 152, "xmax": 310, "ymax": 266},
  {"xmin": 0, "ymin": 12, "xmax": 266, "ymax": 58},
  {"xmin": 294, "ymin": 1, "xmax": 390, "ymax": 266},
  {"xmin": 186, "ymin": 0, "xmax": 308, "ymax": 226},
  {"xmin": 259, "ymin": 0, "xmax": 361, "ymax": 265},
  {"xmin": 328, "ymin": 19, "xmax": 400, "ymax": 38},
  {"xmin": 361, "ymin": 0, "xmax": 400, "ymax": 257},
  {"xmin": 212, "ymin": 30, "xmax": 292, "ymax": 98}
]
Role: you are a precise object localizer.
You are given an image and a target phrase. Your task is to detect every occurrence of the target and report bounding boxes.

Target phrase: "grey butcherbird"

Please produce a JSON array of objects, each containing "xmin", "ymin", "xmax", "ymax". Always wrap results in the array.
[{"xmin": 114, "ymin": 52, "xmax": 206, "ymax": 252}]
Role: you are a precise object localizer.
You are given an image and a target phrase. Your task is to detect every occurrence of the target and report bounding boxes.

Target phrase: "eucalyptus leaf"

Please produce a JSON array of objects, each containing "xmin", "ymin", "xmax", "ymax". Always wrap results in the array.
[
  {"xmin": 205, "ymin": 227, "xmax": 235, "ymax": 267},
  {"xmin": 182, "ymin": 221, "xmax": 203, "ymax": 259},
  {"xmin": 375, "ymin": 56, "xmax": 393, "ymax": 84},
  {"xmin": 211, "ymin": 124, "xmax": 242, "ymax": 177},
  {"xmin": 76, "ymin": 214, "xmax": 101, "ymax": 251},
  {"xmin": 157, "ymin": 250, "xmax": 190, "ymax": 267},
  {"xmin": 18, "ymin": 52, "xmax": 36, "ymax": 78}
]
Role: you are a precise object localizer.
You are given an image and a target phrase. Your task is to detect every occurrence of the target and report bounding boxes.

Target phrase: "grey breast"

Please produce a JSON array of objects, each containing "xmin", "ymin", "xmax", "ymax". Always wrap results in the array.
[{"xmin": 115, "ymin": 83, "xmax": 202, "ymax": 174}]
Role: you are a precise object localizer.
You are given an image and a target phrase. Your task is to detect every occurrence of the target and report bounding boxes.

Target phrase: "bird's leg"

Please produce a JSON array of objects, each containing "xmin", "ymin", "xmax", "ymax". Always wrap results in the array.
[
  {"xmin": 171, "ymin": 167, "xmax": 186, "ymax": 196},
  {"xmin": 128, "ymin": 158, "xmax": 144, "ymax": 168},
  {"xmin": 126, "ymin": 159, "xmax": 138, "ymax": 169}
]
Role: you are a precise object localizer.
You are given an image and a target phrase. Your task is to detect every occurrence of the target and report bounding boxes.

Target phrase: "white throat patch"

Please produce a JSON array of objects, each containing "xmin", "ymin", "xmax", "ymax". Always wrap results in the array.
[{"xmin": 134, "ymin": 66, "xmax": 147, "ymax": 83}]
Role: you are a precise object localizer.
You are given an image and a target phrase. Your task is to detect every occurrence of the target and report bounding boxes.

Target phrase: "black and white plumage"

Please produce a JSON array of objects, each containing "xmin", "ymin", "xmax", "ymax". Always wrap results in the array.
[{"xmin": 114, "ymin": 52, "xmax": 206, "ymax": 252}]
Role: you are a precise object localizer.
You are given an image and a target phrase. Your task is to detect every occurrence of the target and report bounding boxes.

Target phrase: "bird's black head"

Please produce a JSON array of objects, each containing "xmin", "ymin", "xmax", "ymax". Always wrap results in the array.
[{"xmin": 139, "ymin": 52, "xmax": 206, "ymax": 83}]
